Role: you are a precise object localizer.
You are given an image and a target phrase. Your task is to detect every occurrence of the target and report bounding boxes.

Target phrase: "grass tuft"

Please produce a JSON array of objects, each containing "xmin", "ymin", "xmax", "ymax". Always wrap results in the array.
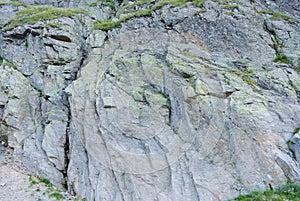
[
  {"xmin": 3, "ymin": 59, "xmax": 17, "ymax": 69},
  {"xmin": 274, "ymin": 53, "xmax": 291, "ymax": 64},
  {"xmin": 88, "ymin": 0, "xmax": 114, "ymax": 8},
  {"xmin": 4, "ymin": 6, "xmax": 86, "ymax": 31},
  {"xmin": 49, "ymin": 191, "xmax": 63, "ymax": 200},
  {"xmin": 222, "ymin": 4, "xmax": 239, "ymax": 11},
  {"xmin": 94, "ymin": 0, "xmax": 206, "ymax": 30},
  {"xmin": 231, "ymin": 182, "xmax": 300, "ymax": 201},
  {"xmin": 39, "ymin": 177, "xmax": 52, "ymax": 187},
  {"xmin": 0, "ymin": 1, "xmax": 26, "ymax": 6},
  {"xmin": 293, "ymin": 127, "xmax": 300, "ymax": 135},
  {"xmin": 258, "ymin": 10, "xmax": 297, "ymax": 23}
]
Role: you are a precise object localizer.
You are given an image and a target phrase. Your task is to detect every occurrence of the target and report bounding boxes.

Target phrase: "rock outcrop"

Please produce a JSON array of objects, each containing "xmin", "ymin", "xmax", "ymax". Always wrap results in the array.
[{"xmin": 0, "ymin": 0, "xmax": 300, "ymax": 200}]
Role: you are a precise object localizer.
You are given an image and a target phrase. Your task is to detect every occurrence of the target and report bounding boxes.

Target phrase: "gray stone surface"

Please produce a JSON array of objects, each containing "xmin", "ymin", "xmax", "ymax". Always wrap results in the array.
[{"xmin": 0, "ymin": 0, "xmax": 300, "ymax": 200}]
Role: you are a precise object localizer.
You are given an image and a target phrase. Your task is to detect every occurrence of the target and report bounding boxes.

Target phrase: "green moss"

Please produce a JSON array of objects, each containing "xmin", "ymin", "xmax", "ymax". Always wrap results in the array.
[
  {"xmin": 274, "ymin": 53, "xmax": 291, "ymax": 64},
  {"xmin": 4, "ymin": 6, "xmax": 86, "ymax": 31},
  {"xmin": 231, "ymin": 182, "xmax": 300, "ymax": 201},
  {"xmin": 94, "ymin": 0, "xmax": 206, "ymax": 30}
]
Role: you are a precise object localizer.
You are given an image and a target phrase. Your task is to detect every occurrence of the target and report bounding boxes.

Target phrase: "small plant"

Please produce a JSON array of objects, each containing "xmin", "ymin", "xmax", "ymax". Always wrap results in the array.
[
  {"xmin": 88, "ymin": 0, "xmax": 114, "ymax": 8},
  {"xmin": 49, "ymin": 191, "xmax": 63, "ymax": 200},
  {"xmin": 74, "ymin": 197, "xmax": 87, "ymax": 201},
  {"xmin": 39, "ymin": 177, "xmax": 52, "ymax": 187},
  {"xmin": 33, "ymin": 86, "xmax": 43, "ymax": 97},
  {"xmin": 192, "ymin": 0, "xmax": 206, "ymax": 7},
  {"xmin": 227, "ymin": 68, "xmax": 261, "ymax": 93},
  {"xmin": 293, "ymin": 127, "xmax": 300, "ymax": 135},
  {"xmin": 222, "ymin": 4, "xmax": 238, "ymax": 11},
  {"xmin": 29, "ymin": 176, "xmax": 38, "ymax": 186},
  {"xmin": 3, "ymin": 60, "xmax": 17, "ymax": 69},
  {"xmin": 274, "ymin": 53, "xmax": 291, "ymax": 64},
  {"xmin": 258, "ymin": 10, "xmax": 296, "ymax": 23}
]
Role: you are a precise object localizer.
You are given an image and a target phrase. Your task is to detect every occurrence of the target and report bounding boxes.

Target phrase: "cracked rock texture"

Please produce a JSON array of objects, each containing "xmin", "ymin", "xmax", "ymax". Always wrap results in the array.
[{"xmin": 0, "ymin": 0, "xmax": 300, "ymax": 200}]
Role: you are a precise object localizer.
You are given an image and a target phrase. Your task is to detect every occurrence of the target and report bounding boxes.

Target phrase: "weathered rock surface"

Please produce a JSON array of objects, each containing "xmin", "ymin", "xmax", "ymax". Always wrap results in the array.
[{"xmin": 0, "ymin": 0, "xmax": 300, "ymax": 200}]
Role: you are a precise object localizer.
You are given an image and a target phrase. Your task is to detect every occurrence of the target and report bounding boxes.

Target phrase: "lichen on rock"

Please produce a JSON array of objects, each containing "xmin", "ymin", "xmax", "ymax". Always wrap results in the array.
[{"xmin": 0, "ymin": 0, "xmax": 300, "ymax": 200}]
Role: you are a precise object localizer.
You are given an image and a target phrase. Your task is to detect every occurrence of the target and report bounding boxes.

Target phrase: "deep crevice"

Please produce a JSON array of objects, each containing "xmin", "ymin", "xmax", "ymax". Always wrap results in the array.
[
  {"xmin": 49, "ymin": 35, "xmax": 72, "ymax": 43},
  {"xmin": 63, "ymin": 98, "xmax": 71, "ymax": 190}
]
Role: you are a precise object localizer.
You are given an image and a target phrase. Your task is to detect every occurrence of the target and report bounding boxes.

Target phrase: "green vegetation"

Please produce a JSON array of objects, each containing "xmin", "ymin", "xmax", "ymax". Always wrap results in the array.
[
  {"xmin": 88, "ymin": 0, "xmax": 114, "ymax": 8},
  {"xmin": 39, "ymin": 177, "xmax": 52, "ymax": 187},
  {"xmin": 4, "ymin": 6, "xmax": 86, "ymax": 31},
  {"xmin": 74, "ymin": 197, "xmax": 87, "ymax": 201},
  {"xmin": 191, "ymin": 0, "xmax": 206, "ymax": 7},
  {"xmin": 222, "ymin": 4, "xmax": 238, "ymax": 11},
  {"xmin": 231, "ymin": 182, "xmax": 300, "ymax": 201},
  {"xmin": 29, "ymin": 176, "xmax": 61, "ymax": 200},
  {"xmin": 0, "ymin": 0, "xmax": 25, "ymax": 6},
  {"xmin": 227, "ymin": 68, "xmax": 261, "ymax": 93},
  {"xmin": 49, "ymin": 191, "xmax": 64, "ymax": 200},
  {"xmin": 94, "ymin": 0, "xmax": 206, "ymax": 30},
  {"xmin": 3, "ymin": 0, "xmax": 206, "ymax": 31},
  {"xmin": 3, "ymin": 60, "xmax": 17, "ymax": 69},
  {"xmin": 273, "ymin": 53, "xmax": 291, "ymax": 64},
  {"xmin": 29, "ymin": 176, "xmax": 38, "ymax": 186},
  {"xmin": 293, "ymin": 127, "xmax": 300, "ymax": 135},
  {"xmin": 45, "ymin": 22, "xmax": 62, "ymax": 28},
  {"xmin": 116, "ymin": 0, "xmax": 155, "ymax": 16},
  {"xmin": 33, "ymin": 86, "xmax": 43, "ymax": 97},
  {"xmin": 29, "ymin": 175, "xmax": 86, "ymax": 201},
  {"xmin": 258, "ymin": 10, "xmax": 297, "ymax": 23}
]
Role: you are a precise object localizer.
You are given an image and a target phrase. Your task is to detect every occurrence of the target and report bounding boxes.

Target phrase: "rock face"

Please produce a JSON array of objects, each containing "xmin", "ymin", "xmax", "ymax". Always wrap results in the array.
[{"xmin": 0, "ymin": 0, "xmax": 300, "ymax": 200}]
